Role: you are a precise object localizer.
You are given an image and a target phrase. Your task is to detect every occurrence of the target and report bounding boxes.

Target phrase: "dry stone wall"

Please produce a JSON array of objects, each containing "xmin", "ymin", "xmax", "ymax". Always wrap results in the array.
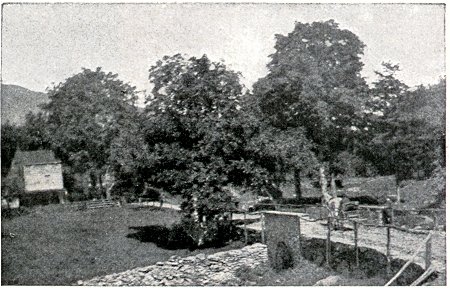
[{"xmin": 76, "ymin": 243, "xmax": 267, "ymax": 286}]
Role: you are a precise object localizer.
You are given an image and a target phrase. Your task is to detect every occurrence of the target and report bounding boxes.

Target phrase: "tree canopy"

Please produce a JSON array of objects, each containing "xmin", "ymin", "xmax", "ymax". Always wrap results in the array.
[{"xmin": 43, "ymin": 67, "xmax": 138, "ymax": 196}]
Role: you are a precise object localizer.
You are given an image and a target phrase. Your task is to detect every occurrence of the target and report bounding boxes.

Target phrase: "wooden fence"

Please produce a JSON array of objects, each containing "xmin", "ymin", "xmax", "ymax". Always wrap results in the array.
[{"xmin": 235, "ymin": 204, "xmax": 441, "ymax": 286}]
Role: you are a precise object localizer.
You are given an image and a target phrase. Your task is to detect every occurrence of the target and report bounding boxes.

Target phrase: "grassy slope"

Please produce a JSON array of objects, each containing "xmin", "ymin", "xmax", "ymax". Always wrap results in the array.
[
  {"xmin": 237, "ymin": 260, "xmax": 386, "ymax": 286},
  {"xmin": 1, "ymin": 205, "xmax": 240, "ymax": 285},
  {"xmin": 280, "ymin": 175, "xmax": 443, "ymax": 209}
]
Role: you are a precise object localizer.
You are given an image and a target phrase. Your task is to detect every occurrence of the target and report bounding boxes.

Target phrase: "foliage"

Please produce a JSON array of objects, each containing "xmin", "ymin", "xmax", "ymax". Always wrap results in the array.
[
  {"xmin": 362, "ymin": 63, "xmax": 443, "ymax": 183},
  {"xmin": 43, "ymin": 67, "xmax": 139, "ymax": 195},
  {"xmin": 332, "ymin": 151, "xmax": 377, "ymax": 177},
  {"xmin": 1, "ymin": 122, "xmax": 21, "ymax": 177},
  {"xmin": 111, "ymin": 54, "xmax": 275, "ymax": 245},
  {"xmin": 253, "ymin": 20, "xmax": 369, "ymax": 185}
]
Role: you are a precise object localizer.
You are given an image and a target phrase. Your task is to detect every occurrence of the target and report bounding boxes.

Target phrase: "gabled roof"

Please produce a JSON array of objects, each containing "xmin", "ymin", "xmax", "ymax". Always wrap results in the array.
[{"xmin": 12, "ymin": 150, "xmax": 60, "ymax": 166}]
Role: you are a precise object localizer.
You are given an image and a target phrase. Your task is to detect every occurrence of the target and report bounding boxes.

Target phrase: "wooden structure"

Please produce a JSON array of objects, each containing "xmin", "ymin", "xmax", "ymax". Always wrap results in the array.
[
  {"xmin": 5, "ymin": 150, "xmax": 66, "ymax": 205},
  {"xmin": 241, "ymin": 205, "xmax": 443, "ymax": 285}
]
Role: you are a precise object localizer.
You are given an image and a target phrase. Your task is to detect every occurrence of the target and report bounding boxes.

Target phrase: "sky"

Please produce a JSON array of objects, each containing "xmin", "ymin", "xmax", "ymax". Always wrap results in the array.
[{"xmin": 1, "ymin": 3, "xmax": 446, "ymax": 104}]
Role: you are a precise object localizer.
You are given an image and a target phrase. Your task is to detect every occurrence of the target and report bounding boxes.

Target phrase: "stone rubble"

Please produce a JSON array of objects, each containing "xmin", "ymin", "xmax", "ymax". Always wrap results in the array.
[{"xmin": 76, "ymin": 243, "xmax": 267, "ymax": 286}]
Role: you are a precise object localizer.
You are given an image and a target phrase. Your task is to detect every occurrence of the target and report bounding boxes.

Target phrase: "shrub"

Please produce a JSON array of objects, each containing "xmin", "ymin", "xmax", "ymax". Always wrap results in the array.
[
  {"xmin": 165, "ymin": 223, "xmax": 194, "ymax": 249},
  {"xmin": 1, "ymin": 207, "xmax": 29, "ymax": 219},
  {"xmin": 181, "ymin": 217, "xmax": 238, "ymax": 248}
]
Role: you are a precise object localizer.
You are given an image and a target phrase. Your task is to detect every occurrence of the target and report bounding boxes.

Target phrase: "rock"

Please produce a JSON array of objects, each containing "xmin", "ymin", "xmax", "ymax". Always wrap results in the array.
[
  {"xmin": 196, "ymin": 253, "xmax": 206, "ymax": 260},
  {"xmin": 184, "ymin": 256, "xmax": 196, "ymax": 262},
  {"xmin": 314, "ymin": 275, "xmax": 343, "ymax": 286},
  {"xmin": 207, "ymin": 255, "xmax": 221, "ymax": 262},
  {"xmin": 166, "ymin": 261, "xmax": 179, "ymax": 266}
]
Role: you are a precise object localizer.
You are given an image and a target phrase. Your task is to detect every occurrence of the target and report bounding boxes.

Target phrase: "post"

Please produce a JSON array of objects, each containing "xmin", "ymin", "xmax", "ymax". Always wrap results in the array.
[
  {"xmin": 433, "ymin": 211, "xmax": 438, "ymax": 230},
  {"xmin": 297, "ymin": 216, "xmax": 302, "ymax": 257},
  {"xmin": 391, "ymin": 207, "xmax": 395, "ymax": 226},
  {"xmin": 425, "ymin": 234, "xmax": 432, "ymax": 269},
  {"xmin": 244, "ymin": 211, "xmax": 248, "ymax": 245},
  {"xmin": 386, "ymin": 226, "xmax": 391, "ymax": 276},
  {"xmin": 326, "ymin": 217, "xmax": 331, "ymax": 268},
  {"xmin": 353, "ymin": 220, "xmax": 359, "ymax": 268},
  {"xmin": 260, "ymin": 212, "xmax": 265, "ymax": 244}
]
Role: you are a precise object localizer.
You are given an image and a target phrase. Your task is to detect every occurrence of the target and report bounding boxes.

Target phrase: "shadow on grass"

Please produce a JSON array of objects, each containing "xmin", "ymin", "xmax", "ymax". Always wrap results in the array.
[
  {"xmin": 127, "ymin": 225, "xmax": 195, "ymax": 250},
  {"xmin": 128, "ymin": 222, "xmax": 242, "ymax": 251}
]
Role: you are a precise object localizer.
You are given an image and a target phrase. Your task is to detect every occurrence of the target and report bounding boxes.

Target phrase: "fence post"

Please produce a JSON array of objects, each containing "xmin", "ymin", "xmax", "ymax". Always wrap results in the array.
[
  {"xmin": 326, "ymin": 217, "xmax": 331, "ymax": 268},
  {"xmin": 244, "ymin": 211, "xmax": 248, "ymax": 245},
  {"xmin": 353, "ymin": 220, "xmax": 359, "ymax": 268},
  {"xmin": 297, "ymin": 216, "xmax": 302, "ymax": 257},
  {"xmin": 260, "ymin": 212, "xmax": 265, "ymax": 244},
  {"xmin": 425, "ymin": 234, "xmax": 432, "ymax": 269},
  {"xmin": 391, "ymin": 207, "xmax": 395, "ymax": 226},
  {"xmin": 433, "ymin": 211, "xmax": 438, "ymax": 230},
  {"xmin": 386, "ymin": 226, "xmax": 391, "ymax": 276}
]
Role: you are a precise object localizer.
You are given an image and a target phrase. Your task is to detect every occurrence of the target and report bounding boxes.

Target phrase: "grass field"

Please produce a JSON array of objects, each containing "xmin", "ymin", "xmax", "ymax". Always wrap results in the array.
[{"xmin": 1, "ymin": 204, "xmax": 243, "ymax": 285}]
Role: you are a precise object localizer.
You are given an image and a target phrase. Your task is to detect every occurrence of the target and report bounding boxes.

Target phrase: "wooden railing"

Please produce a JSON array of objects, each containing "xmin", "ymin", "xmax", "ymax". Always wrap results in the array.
[
  {"xmin": 384, "ymin": 231, "xmax": 434, "ymax": 286},
  {"xmin": 235, "ymin": 204, "xmax": 439, "ymax": 285}
]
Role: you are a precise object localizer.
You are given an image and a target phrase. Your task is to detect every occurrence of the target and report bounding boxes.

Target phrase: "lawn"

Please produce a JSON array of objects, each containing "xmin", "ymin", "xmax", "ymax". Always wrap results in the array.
[{"xmin": 1, "ymin": 204, "xmax": 242, "ymax": 285}]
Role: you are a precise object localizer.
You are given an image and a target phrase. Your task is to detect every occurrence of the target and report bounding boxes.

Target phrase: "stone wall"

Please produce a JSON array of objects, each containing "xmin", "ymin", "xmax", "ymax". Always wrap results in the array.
[{"xmin": 77, "ymin": 243, "xmax": 267, "ymax": 286}]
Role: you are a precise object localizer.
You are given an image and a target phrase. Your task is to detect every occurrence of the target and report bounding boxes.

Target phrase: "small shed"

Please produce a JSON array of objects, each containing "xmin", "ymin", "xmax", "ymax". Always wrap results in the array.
[{"xmin": 5, "ymin": 150, "xmax": 66, "ymax": 206}]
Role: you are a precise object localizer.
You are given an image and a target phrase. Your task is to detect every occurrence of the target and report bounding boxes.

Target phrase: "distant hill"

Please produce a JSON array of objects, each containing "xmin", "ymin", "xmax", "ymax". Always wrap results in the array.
[{"xmin": 1, "ymin": 84, "xmax": 49, "ymax": 125}]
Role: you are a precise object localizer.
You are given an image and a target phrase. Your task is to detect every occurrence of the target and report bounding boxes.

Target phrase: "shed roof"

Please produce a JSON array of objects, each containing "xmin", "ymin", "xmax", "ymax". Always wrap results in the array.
[{"xmin": 13, "ymin": 150, "xmax": 60, "ymax": 166}]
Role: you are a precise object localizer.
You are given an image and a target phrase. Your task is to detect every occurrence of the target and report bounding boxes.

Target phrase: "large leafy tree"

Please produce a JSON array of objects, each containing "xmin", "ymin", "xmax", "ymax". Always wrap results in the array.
[
  {"xmin": 365, "ymin": 64, "xmax": 444, "ymax": 186},
  {"xmin": 43, "ymin": 67, "xmax": 138, "ymax": 198},
  {"xmin": 253, "ymin": 20, "xmax": 369, "ymax": 194},
  {"xmin": 124, "ymin": 54, "xmax": 289, "ymax": 245},
  {"xmin": 1, "ymin": 113, "xmax": 52, "ymax": 178}
]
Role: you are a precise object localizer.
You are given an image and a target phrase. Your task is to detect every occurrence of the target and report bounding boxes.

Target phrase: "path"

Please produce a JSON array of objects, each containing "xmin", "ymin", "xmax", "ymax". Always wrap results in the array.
[
  {"xmin": 129, "ymin": 202, "xmax": 260, "ymax": 220},
  {"xmin": 246, "ymin": 211, "xmax": 446, "ymax": 275}
]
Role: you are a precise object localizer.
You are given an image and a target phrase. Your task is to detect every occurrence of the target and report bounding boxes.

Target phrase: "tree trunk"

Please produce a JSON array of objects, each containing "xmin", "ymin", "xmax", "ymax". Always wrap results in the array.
[
  {"xmin": 97, "ymin": 172, "xmax": 105, "ymax": 199},
  {"xmin": 319, "ymin": 166, "xmax": 329, "ymax": 201},
  {"xmin": 294, "ymin": 169, "xmax": 302, "ymax": 200},
  {"xmin": 330, "ymin": 173, "xmax": 337, "ymax": 198},
  {"xmin": 89, "ymin": 171, "xmax": 97, "ymax": 199}
]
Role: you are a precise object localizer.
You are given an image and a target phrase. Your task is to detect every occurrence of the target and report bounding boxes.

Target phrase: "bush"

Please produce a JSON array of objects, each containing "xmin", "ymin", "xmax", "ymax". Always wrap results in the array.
[
  {"xmin": 181, "ymin": 217, "xmax": 238, "ymax": 248},
  {"xmin": 165, "ymin": 223, "xmax": 195, "ymax": 249},
  {"xmin": 1, "ymin": 207, "xmax": 29, "ymax": 219}
]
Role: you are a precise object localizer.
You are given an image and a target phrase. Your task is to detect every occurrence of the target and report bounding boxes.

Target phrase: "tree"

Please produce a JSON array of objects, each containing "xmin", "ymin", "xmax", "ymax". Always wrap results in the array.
[
  {"xmin": 253, "ymin": 20, "xmax": 369, "ymax": 197},
  {"xmin": 135, "ymin": 54, "xmax": 288, "ymax": 246},
  {"xmin": 364, "ymin": 63, "xmax": 443, "ymax": 200},
  {"xmin": 43, "ymin": 67, "xmax": 138, "ymax": 198},
  {"xmin": 20, "ymin": 112, "xmax": 52, "ymax": 151},
  {"xmin": 1, "ymin": 112, "xmax": 52, "ymax": 179},
  {"xmin": 1, "ymin": 122, "xmax": 22, "ymax": 178}
]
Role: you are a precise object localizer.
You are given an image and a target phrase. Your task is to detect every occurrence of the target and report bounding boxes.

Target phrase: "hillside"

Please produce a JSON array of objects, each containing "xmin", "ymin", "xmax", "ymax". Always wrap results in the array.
[{"xmin": 1, "ymin": 84, "xmax": 48, "ymax": 125}]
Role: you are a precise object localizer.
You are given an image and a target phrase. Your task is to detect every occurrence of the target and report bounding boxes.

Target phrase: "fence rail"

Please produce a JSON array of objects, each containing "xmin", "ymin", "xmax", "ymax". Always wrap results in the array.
[
  {"xmin": 384, "ymin": 232, "xmax": 434, "ymax": 286},
  {"xmin": 235, "ymin": 203, "xmax": 439, "ymax": 285}
]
